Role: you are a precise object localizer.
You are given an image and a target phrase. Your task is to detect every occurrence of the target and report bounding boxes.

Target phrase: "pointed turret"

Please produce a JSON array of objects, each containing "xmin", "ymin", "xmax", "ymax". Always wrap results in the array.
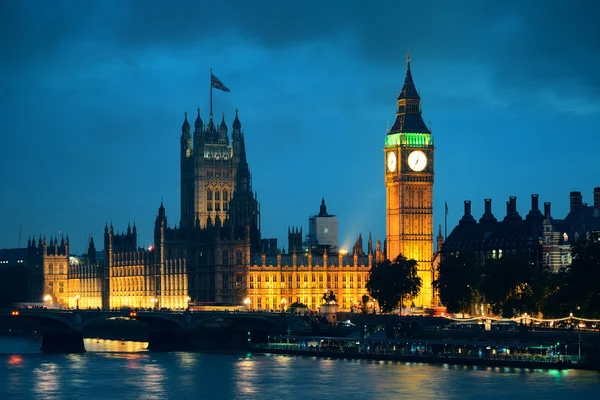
[
  {"xmin": 194, "ymin": 107, "xmax": 203, "ymax": 134},
  {"xmin": 368, "ymin": 231, "xmax": 373, "ymax": 255},
  {"xmin": 206, "ymin": 114, "xmax": 217, "ymax": 142},
  {"xmin": 399, "ymin": 53, "xmax": 420, "ymax": 100},
  {"xmin": 232, "ymin": 108, "xmax": 241, "ymax": 130},
  {"xmin": 318, "ymin": 197, "xmax": 329, "ymax": 217},
  {"xmin": 181, "ymin": 111, "xmax": 190, "ymax": 132},
  {"xmin": 437, "ymin": 225, "xmax": 444, "ymax": 253},
  {"xmin": 219, "ymin": 113, "xmax": 228, "ymax": 144},
  {"xmin": 88, "ymin": 236, "xmax": 97, "ymax": 264},
  {"xmin": 389, "ymin": 52, "xmax": 430, "ymax": 134}
]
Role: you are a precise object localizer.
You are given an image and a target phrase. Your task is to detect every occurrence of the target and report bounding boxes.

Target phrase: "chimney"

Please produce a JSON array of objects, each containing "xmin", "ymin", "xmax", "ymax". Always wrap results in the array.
[
  {"xmin": 509, "ymin": 196, "xmax": 517, "ymax": 213},
  {"xmin": 594, "ymin": 187, "xmax": 600, "ymax": 208},
  {"xmin": 544, "ymin": 202, "xmax": 552, "ymax": 218},
  {"xmin": 504, "ymin": 196, "xmax": 521, "ymax": 221},
  {"xmin": 479, "ymin": 198, "xmax": 497, "ymax": 224},
  {"xmin": 526, "ymin": 194, "xmax": 544, "ymax": 222},
  {"xmin": 531, "ymin": 194, "xmax": 539, "ymax": 210},
  {"xmin": 570, "ymin": 191, "xmax": 582, "ymax": 212},
  {"xmin": 459, "ymin": 200, "xmax": 476, "ymax": 225}
]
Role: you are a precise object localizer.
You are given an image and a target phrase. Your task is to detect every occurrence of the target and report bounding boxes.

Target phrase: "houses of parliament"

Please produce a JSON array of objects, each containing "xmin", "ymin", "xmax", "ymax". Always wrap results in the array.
[{"xmin": 16, "ymin": 59, "xmax": 439, "ymax": 311}]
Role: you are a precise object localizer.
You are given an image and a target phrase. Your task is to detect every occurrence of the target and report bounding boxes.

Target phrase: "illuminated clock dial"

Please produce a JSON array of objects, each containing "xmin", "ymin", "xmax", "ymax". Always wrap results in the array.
[
  {"xmin": 324, "ymin": 228, "xmax": 329, "ymax": 233},
  {"xmin": 387, "ymin": 151, "xmax": 397, "ymax": 172},
  {"xmin": 408, "ymin": 150, "xmax": 427, "ymax": 172}
]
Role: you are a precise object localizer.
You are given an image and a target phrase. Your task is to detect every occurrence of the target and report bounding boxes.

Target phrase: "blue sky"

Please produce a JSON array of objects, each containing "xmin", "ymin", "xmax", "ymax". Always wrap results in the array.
[{"xmin": 1, "ymin": 0, "xmax": 599, "ymax": 253}]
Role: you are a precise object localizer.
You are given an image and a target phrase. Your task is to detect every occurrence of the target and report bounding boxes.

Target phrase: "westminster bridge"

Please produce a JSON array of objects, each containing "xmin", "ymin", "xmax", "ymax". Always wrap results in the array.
[{"xmin": 3, "ymin": 308, "xmax": 311, "ymax": 353}]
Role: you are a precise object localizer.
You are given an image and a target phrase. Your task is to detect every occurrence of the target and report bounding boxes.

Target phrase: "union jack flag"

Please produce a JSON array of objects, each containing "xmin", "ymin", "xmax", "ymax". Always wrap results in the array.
[{"xmin": 211, "ymin": 73, "xmax": 230, "ymax": 92}]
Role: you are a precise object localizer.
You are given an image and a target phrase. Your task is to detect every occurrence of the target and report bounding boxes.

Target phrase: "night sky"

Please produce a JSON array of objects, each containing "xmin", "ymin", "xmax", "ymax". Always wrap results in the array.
[{"xmin": 1, "ymin": 0, "xmax": 599, "ymax": 254}]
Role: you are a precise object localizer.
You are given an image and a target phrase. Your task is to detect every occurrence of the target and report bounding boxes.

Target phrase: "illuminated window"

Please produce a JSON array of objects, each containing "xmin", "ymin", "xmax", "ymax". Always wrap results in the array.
[
  {"xmin": 498, "ymin": 249, "xmax": 503, "ymax": 258},
  {"xmin": 215, "ymin": 191, "xmax": 220, "ymax": 201},
  {"xmin": 48, "ymin": 263, "xmax": 54, "ymax": 274},
  {"xmin": 207, "ymin": 189, "xmax": 212, "ymax": 201}
]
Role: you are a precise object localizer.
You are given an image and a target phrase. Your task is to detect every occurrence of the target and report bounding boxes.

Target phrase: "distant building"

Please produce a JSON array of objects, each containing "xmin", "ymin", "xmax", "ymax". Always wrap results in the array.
[
  {"xmin": 308, "ymin": 198, "xmax": 339, "ymax": 252},
  {"xmin": 442, "ymin": 195, "xmax": 545, "ymax": 269},
  {"xmin": 442, "ymin": 188, "xmax": 600, "ymax": 272},
  {"xmin": 543, "ymin": 189, "xmax": 600, "ymax": 270}
]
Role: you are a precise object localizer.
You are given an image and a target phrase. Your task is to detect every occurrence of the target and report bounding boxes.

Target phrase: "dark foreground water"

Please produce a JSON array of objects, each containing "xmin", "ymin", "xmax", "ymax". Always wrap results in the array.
[{"xmin": 1, "ymin": 338, "xmax": 599, "ymax": 400}]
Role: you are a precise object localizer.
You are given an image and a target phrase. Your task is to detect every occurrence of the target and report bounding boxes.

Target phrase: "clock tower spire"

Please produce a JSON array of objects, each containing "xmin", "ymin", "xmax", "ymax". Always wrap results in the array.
[{"xmin": 384, "ymin": 54, "xmax": 435, "ymax": 308}]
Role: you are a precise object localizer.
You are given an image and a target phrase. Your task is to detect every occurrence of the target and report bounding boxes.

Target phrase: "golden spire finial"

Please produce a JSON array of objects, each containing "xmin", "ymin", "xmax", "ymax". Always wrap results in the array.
[{"xmin": 407, "ymin": 49, "xmax": 411, "ymax": 64}]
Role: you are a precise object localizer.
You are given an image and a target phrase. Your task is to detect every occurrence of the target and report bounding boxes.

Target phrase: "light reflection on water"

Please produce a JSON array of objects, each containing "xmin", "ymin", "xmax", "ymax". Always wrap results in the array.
[{"xmin": 0, "ymin": 338, "xmax": 599, "ymax": 400}]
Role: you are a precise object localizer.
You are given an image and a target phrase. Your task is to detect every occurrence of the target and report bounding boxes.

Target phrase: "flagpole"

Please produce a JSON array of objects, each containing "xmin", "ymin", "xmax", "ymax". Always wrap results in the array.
[
  {"xmin": 209, "ymin": 68, "xmax": 213, "ymax": 117},
  {"xmin": 444, "ymin": 201, "xmax": 448, "ymax": 240}
]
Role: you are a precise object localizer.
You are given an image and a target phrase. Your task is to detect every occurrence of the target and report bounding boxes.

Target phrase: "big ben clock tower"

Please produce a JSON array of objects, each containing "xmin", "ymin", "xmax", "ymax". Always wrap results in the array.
[{"xmin": 385, "ymin": 54, "xmax": 434, "ymax": 308}]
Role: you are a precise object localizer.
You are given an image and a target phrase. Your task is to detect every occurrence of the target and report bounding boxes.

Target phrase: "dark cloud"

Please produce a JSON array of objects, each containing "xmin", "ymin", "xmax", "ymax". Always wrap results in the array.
[{"xmin": 1, "ymin": 0, "xmax": 599, "ymax": 252}]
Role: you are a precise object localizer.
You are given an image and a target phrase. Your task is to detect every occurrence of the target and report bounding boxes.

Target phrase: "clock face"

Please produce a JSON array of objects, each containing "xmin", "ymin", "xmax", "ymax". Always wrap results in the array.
[
  {"xmin": 324, "ymin": 228, "xmax": 329, "ymax": 233},
  {"xmin": 387, "ymin": 151, "xmax": 397, "ymax": 173},
  {"xmin": 408, "ymin": 150, "xmax": 427, "ymax": 172}
]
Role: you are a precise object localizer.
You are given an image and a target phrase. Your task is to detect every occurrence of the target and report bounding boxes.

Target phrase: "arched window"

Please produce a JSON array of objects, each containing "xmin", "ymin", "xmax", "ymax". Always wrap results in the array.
[
  {"xmin": 222, "ymin": 250, "xmax": 229, "ymax": 265},
  {"xmin": 207, "ymin": 189, "xmax": 212, "ymax": 201},
  {"xmin": 235, "ymin": 250, "xmax": 243, "ymax": 265},
  {"xmin": 48, "ymin": 263, "xmax": 54, "ymax": 274}
]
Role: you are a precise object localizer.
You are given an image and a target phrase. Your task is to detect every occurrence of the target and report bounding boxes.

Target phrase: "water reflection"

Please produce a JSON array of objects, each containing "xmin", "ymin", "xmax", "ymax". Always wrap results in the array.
[
  {"xmin": 83, "ymin": 338, "xmax": 148, "ymax": 353},
  {"xmin": 33, "ymin": 362, "xmax": 61, "ymax": 398},
  {"xmin": 7, "ymin": 354, "xmax": 23, "ymax": 366},
  {"xmin": 1, "ymin": 337, "xmax": 600, "ymax": 400}
]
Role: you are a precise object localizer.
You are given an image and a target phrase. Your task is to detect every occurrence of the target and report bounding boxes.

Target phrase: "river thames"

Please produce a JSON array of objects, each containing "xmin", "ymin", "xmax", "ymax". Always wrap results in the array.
[{"xmin": 1, "ymin": 338, "xmax": 599, "ymax": 399}]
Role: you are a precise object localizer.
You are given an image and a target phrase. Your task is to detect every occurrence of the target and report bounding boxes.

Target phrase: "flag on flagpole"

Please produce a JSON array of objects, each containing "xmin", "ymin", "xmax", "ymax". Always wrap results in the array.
[
  {"xmin": 211, "ymin": 73, "xmax": 231, "ymax": 92},
  {"xmin": 445, "ymin": 201, "xmax": 448, "ymax": 216}
]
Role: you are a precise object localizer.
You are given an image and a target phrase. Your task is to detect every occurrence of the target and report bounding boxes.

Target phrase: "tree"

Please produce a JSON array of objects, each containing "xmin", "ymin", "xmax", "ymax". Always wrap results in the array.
[
  {"xmin": 434, "ymin": 250, "xmax": 481, "ymax": 316},
  {"xmin": 560, "ymin": 235, "xmax": 600, "ymax": 318},
  {"xmin": 481, "ymin": 251, "xmax": 540, "ymax": 318},
  {"xmin": 366, "ymin": 254, "xmax": 421, "ymax": 313}
]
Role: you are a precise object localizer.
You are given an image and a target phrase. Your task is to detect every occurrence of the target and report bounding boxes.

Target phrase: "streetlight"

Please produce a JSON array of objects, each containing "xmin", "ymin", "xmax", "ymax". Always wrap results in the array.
[
  {"xmin": 186, "ymin": 296, "xmax": 191, "ymax": 309},
  {"xmin": 243, "ymin": 297, "xmax": 251, "ymax": 310},
  {"xmin": 43, "ymin": 294, "xmax": 52, "ymax": 308},
  {"xmin": 280, "ymin": 298, "xmax": 287, "ymax": 313},
  {"xmin": 151, "ymin": 297, "xmax": 158, "ymax": 310},
  {"xmin": 75, "ymin": 295, "xmax": 80, "ymax": 310}
]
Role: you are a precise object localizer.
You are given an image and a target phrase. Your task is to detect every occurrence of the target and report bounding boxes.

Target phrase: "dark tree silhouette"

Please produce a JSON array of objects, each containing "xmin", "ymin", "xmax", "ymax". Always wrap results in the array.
[
  {"xmin": 366, "ymin": 254, "xmax": 421, "ymax": 313},
  {"xmin": 434, "ymin": 250, "xmax": 481, "ymax": 316}
]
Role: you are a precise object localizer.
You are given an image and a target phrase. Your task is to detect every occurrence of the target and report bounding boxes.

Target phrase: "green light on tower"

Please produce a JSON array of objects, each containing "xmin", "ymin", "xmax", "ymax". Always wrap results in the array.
[{"xmin": 385, "ymin": 133, "xmax": 432, "ymax": 148}]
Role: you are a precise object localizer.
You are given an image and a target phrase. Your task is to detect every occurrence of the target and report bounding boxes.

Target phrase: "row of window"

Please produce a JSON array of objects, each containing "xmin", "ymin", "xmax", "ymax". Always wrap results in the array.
[
  {"xmin": 48, "ymin": 264, "xmax": 66, "ymax": 274},
  {"xmin": 250, "ymin": 282, "xmax": 361, "ymax": 289},
  {"xmin": 249, "ymin": 274, "xmax": 363, "ymax": 283},
  {"xmin": 207, "ymin": 189, "xmax": 229, "ymax": 202},
  {"xmin": 206, "ymin": 168, "xmax": 231, "ymax": 176},
  {"xmin": 48, "ymin": 281, "xmax": 65, "ymax": 293}
]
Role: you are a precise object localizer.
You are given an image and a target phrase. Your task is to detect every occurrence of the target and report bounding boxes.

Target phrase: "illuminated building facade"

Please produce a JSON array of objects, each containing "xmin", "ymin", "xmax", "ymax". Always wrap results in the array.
[
  {"xmin": 245, "ymin": 236, "xmax": 384, "ymax": 311},
  {"xmin": 384, "ymin": 55, "xmax": 435, "ymax": 307}
]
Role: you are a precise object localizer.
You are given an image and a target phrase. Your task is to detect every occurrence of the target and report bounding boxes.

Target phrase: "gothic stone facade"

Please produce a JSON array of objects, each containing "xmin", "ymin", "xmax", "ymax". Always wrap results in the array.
[{"xmin": 385, "ymin": 57, "xmax": 435, "ymax": 308}]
